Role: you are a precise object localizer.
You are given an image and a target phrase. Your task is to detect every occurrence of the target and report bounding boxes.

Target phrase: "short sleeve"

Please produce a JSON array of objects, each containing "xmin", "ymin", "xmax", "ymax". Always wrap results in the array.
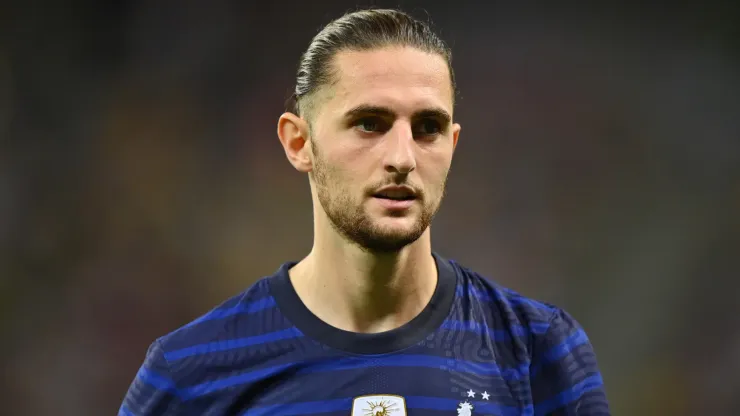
[
  {"xmin": 119, "ymin": 340, "xmax": 182, "ymax": 415},
  {"xmin": 529, "ymin": 308, "xmax": 610, "ymax": 415}
]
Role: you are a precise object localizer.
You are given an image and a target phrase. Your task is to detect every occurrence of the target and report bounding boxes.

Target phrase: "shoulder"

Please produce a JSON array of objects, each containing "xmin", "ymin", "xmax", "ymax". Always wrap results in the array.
[
  {"xmin": 448, "ymin": 258, "xmax": 561, "ymax": 327},
  {"xmin": 444, "ymin": 257, "xmax": 592, "ymax": 357},
  {"xmin": 150, "ymin": 274, "xmax": 296, "ymax": 392},
  {"xmin": 121, "ymin": 277, "xmax": 278, "ymax": 411},
  {"xmin": 154, "ymin": 277, "xmax": 275, "ymax": 357},
  {"xmin": 444, "ymin": 259, "xmax": 608, "ymax": 410},
  {"xmin": 142, "ymin": 273, "xmax": 283, "ymax": 372}
]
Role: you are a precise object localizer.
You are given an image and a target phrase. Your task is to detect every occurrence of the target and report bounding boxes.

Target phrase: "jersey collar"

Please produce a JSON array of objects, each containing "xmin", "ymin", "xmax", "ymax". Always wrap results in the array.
[{"xmin": 269, "ymin": 252, "xmax": 457, "ymax": 355}]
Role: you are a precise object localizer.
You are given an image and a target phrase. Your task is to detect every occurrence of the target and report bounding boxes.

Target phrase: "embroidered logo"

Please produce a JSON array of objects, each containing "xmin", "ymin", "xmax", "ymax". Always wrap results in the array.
[
  {"xmin": 351, "ymin": 395, "xmax": 407, "ymax": 416},
  {"xmin": 457, "ymin": 401, "xmax": 474, "ymax": 416}
]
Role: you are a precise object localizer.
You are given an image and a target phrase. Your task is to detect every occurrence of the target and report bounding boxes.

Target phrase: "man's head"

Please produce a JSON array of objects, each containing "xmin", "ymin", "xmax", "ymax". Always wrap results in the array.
[{"xmin": 278, "ymin": 9, "xmax": 461, "ymax": 253}]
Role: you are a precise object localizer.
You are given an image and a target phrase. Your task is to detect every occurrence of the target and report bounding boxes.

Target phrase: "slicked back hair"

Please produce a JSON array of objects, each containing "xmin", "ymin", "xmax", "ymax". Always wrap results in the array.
[{"xmin": 287, "ymin": 8, "xmax": 456, "ymax": 123}]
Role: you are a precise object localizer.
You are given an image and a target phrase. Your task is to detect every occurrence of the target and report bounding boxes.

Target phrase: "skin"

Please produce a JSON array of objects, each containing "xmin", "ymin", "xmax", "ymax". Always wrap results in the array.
[{"xmin": 277, "ymin": 46, "xmax": 461, "ymax": 334}]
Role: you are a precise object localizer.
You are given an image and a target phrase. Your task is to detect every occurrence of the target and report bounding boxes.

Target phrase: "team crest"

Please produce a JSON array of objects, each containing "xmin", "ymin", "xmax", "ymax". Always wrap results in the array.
[
  {"xmin": 351, "ymin": 394, "xmax": 407, "ymax": 416},
  {"xmin": 457, "ymin": 401, "xmax": 474, "ymax": 416}
]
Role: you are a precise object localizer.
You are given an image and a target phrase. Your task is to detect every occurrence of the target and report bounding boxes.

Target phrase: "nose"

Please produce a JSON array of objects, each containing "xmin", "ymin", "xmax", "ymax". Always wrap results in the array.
[{"xmin": 383, "ymin": 122, "xmax": 416, "ymax": 174}]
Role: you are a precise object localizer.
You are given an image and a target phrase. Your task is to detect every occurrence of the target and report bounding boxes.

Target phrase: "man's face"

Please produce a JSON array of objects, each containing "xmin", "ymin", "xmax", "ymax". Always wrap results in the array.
[{"xmin": 308, "ymin": 46, "xmax": 460, "ymax": 252}]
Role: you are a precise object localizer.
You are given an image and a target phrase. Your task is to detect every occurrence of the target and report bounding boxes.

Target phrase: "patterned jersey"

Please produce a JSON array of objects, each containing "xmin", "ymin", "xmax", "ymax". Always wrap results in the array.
[{"xmin": 119, "ymin": 253, "xmax": 609, "ymax": 415}]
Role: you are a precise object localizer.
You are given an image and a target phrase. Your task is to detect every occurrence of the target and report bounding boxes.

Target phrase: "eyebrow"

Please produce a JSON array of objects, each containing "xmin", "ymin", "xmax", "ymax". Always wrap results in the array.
[{"xmin": 343, "ymin": 104, "xmax": 452, "ymax": 124}]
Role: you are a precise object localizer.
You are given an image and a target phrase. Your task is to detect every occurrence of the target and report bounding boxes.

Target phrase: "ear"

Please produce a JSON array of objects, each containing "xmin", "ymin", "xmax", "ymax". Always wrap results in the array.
[
  {"xmin": 451, "ymin": 122, "xmax": 461, "ymax": 152},
  {"xmin": 277, "ymin": 112, "xmax": 312, "ymax": 173}
]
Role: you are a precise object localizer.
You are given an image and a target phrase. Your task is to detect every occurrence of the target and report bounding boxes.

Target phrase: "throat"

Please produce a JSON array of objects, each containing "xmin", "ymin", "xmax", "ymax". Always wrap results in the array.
[
  {"xmin": 337, "ymin": 290, "xmax": 428, "ymax": 334},
  {"xmin": 289, "ymin": 250, "xmax": 438, "ymax": 334}
]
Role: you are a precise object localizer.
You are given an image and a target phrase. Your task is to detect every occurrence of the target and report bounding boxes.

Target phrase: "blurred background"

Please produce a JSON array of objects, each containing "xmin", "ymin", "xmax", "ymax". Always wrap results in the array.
[{"xmin": 1, "ymin": 1, "xmax": 739, "ymax": 414}]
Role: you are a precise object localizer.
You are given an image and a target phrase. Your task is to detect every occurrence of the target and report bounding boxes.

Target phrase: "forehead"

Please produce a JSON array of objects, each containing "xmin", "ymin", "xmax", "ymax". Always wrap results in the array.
[{"xmin": 326, "ymin": 47, "xmax": 454, "ymax": 115}]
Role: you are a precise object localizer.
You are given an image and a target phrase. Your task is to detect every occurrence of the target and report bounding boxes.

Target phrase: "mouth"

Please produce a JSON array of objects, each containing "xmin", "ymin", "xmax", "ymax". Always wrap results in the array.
[
  {"xmin": 370, "ymin": 186, "xmax": 418, "ymax": 211},
  {"xmin": 372, "ymin": 187, "xmax": 417, "ymax": 201}
]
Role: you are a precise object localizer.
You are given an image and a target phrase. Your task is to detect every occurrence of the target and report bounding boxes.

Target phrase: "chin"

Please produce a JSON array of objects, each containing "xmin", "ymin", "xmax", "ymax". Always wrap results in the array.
[
  {"xmin": 346, "ymin": 215, "xmax": 428, "ymax": 253},
  {"xmin": 357, "ymin": 232, "xmax": 423, "ymax": 253},
  {"xmin": 372, "ymin": 215, "xmax": 419, "ymax": 230},
  {"xmin": 376, "ymin": 220, "xmax": 427, "ymax": 240}
]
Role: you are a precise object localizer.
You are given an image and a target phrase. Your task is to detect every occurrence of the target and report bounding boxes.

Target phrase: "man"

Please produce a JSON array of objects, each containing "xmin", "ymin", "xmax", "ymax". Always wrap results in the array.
[{"xmin": 120, "ymin": 8, "xmax": 609, "ymax": 415}]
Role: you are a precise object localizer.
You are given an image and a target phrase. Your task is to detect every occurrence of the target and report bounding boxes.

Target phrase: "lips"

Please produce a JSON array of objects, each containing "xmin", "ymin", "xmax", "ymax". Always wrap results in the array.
[
  {"xmin": 372, "ymin": 186, "xmax": 416, "ymax": 201},
  {"xmin": 371, "ymin": 186, "xmax": 418, "ymax": 211}
]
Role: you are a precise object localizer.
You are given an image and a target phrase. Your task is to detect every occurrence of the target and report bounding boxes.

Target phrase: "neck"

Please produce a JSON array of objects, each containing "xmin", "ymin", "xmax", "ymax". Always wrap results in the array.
[{"xmin": 289, "ymin": 225, "xmax": 438, "ymax": 334}]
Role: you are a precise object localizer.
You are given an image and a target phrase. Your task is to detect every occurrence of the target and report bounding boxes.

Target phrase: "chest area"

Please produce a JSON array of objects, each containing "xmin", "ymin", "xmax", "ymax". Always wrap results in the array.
[{"xmin": 193, "ymin": 354, "xmax": 532, "ymax": 416}]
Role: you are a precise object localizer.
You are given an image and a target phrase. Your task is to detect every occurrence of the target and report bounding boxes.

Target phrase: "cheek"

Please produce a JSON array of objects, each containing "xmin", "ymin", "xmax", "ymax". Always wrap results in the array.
[
  {"xmin": 329, "ymin": 146, "xmax": 375, "ymax": 183},
  {"xmin": 418, "ymin": 152, "xmax": 453, "ymax": 185},
  {"xmin": 320, "ymin": 156, "xmax": 368, "ymax": 192}
]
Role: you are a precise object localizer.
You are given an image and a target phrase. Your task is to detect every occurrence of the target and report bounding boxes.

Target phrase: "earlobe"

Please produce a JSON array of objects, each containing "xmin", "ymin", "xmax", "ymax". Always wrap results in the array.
[{"xmin": 277, "ymin": 113, "xmax": 312, "ymax": 173}]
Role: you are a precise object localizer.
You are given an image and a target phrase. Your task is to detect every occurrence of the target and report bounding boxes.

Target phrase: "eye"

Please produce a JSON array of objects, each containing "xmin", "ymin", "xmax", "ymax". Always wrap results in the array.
[
  {"xmin": 354, "ymin": 117, "xmax": 387, "ymax": 134},
  {"xmin": 413, "ymin": 118, "xmax": 442, "ymax": 137},
  {"xmin": 359, "ymin": 119, "xmax": 378, "ymax": 132}
]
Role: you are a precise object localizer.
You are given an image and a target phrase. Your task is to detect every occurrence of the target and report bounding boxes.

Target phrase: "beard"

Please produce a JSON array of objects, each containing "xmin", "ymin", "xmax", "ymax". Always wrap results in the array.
[{"xmin": 310, "ymin": 140, "xmax": 445, "ymax": 253}]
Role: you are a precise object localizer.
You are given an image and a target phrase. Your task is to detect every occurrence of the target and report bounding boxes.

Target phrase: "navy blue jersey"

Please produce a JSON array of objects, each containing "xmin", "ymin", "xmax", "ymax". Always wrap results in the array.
[{"xmin": 119, "ymin": 253, "xmax": 609, "ymax": 415}]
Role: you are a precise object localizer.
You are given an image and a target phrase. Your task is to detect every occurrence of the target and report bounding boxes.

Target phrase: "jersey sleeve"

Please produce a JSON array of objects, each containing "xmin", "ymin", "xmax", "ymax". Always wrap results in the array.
[
  {"xmin": 529, "ymin": 308, "xmax": 610, "ymax": 415},
  {"xmin": 119, "ymin": 340, "xmax": 182, "ymax": 416}
]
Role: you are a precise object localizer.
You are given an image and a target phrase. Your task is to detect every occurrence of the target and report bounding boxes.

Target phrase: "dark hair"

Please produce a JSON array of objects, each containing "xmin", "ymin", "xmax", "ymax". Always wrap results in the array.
[{"xmin": 287, "ymin": 8, "xmax": 456, "ymax": 120}]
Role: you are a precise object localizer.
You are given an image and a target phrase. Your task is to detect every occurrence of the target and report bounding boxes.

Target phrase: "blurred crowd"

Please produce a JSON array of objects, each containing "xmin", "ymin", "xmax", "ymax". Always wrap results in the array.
[{"xmin": 1, "ymin": 1, "xmax": 738, "ymax": 414}]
